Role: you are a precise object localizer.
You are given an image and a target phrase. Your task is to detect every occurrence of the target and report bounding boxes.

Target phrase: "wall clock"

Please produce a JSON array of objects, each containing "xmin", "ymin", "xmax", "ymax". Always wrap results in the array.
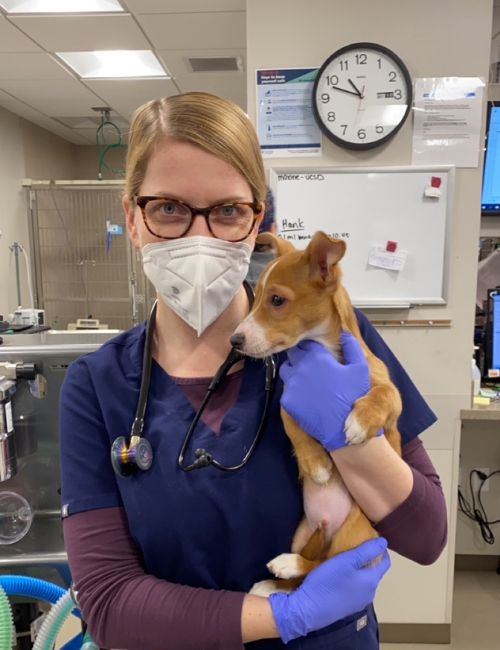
[{"xmin": 312, "ymin": 42, "xmax": 413, "ymax": 150}]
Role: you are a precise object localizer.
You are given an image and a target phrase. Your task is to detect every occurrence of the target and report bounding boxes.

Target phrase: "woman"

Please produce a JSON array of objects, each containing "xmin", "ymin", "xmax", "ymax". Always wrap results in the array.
[{"xmin": 60, "ymin": 92, "xmax": 447, "ymax": 650}]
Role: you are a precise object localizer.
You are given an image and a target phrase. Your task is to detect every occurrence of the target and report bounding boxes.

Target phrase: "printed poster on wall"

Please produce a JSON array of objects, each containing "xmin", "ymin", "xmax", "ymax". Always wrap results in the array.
[
  {"xmin": 256, "ymin": 68, "xmax": 322, "ymax": 158},
  {"xmin": 412, "ymin": 77, "xmax": 485, "ymax": 168}
]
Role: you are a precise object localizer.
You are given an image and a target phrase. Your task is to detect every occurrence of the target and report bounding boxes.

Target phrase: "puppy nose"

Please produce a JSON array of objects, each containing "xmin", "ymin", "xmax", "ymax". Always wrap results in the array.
[{"xmin": 230, "ymin": 332, "xmax": 246, "ymax": 349}]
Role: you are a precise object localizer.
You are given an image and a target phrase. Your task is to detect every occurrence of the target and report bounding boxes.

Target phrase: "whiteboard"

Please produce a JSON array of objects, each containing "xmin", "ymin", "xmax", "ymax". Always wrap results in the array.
[{"xmin": 269, "ymin": 166, "xmax": 454, "ymax": 308}]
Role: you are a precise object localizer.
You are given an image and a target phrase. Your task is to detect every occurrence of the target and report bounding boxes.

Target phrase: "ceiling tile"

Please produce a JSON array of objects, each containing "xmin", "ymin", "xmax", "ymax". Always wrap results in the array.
[
  {"xmin": 0, "ymin": 53, "xmax": 74, "ymax": 79},
  {"xmin": 0, "ymin": 15, "xmax": 41, "ymax": 52},
  {"xmin": 0, "ymin": 88, "xmax": 14, "ymax": 102},
  {"xmin": 124, "ymin": 0, "xmax": 245, "ymax": 12},
  {"xmin": 136, "ymin": 12, "xmax": 245, "ymax": 50},
  {"xmin": 56, "ymin": 115, "xmax": 129, "ymax": 129},
  {"xmin": 174, "ymin": 76, "xmax": 246, "ymax": 110},
  {"xmin": 83, "ymin": 78, "xmax": 178, "ymax": 120},
  {"xmin": 0, "ymin": 96, "xmax": 88, "ymax": 144},
  {"xmin": 72, "ymin": 127, "xmax": 130, "ymax": 145},
  {"xmin": 33, "ymin": 99, "xmax": 121, "ymax": 117},
  {"xmin": 159, "ymin": 48, "xmax": 245, "ymax": 78},
  {"xmin": 70, "ymin": 129, "xmax": 97, "ymax": 143},
  {"xmin": 0, "ymin": 78, "xmax": 103, "ymax": 102},
  {"xmin": 9, "ymin": 15, "xmax": 151, "ymax": 52}
]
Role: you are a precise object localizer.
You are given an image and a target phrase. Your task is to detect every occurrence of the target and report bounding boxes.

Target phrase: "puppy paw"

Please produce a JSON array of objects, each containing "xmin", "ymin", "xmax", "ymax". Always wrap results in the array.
[
  {"xmin": 299, "ymin": 456, "xmax": 333, "ymax": 485},
  {"xmin": 311, "ymin": 464, "xmax": 333, "ymax": 484},
  {"xmin": 344, "ymin": 412, "xmax": 368, "ymax": 445},
  {"xmin": 267, "ymin": 553, "xmax": 303, "ymax": 579},
  {"xmin": 249, "ymin": 580, "xmax": 288, "ymax": 597}
]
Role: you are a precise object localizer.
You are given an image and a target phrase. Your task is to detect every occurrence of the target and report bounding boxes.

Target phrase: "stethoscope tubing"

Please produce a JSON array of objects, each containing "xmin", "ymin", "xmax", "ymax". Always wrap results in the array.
[{"xmin": 111, "ymin": 284, "xmax": 276, "ymax": 477}]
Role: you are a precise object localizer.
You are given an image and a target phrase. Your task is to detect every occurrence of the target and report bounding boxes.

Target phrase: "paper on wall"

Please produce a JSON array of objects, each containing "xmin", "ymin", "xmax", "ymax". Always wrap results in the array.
[
  {"xmin": 412, "ymin": 77, "xmax": 485, "ymax": 168},
  {"xmin": 368, "ymin": 246, "xmax": 408, "ymax": 271}
]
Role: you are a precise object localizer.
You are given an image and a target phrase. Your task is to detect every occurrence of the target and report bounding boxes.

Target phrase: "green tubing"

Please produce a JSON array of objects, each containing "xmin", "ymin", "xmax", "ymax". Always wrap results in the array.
[
  {"xmin": 33, "ymin": 590, "xmax": 75, "ymax": 650},
  {"xmin": 0, "ymin": 586, "xmax": 13, "ymax": 650},
  {"xmin": 96, "ymin": 119, "xmax": 126, "ymax": 179}
]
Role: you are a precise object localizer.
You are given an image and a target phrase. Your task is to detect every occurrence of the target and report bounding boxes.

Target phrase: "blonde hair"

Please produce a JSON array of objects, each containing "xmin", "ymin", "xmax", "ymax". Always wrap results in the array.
[{"xmin": 125, "ymin": 92, "xmax": 266, "ymax": 203}]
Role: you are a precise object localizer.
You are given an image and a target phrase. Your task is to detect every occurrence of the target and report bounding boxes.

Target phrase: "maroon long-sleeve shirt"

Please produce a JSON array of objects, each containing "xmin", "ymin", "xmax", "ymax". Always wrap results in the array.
[
  {"xmin": 64, "ymin": 371, "xmax": 447, "ymax": 650},
  {"xmin": 63, "ymin": 371, "xmax": 447, "ymax": 650}
]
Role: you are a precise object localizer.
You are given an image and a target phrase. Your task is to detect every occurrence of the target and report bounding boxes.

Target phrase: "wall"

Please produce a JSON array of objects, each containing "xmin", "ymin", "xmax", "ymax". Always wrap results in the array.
[
  {"xmin": 246, "ymin": 0, "xmax": 493, "ymax": 637},
  {"xmin": 456, "ymin": 419, "xmax": 500, "ymax": 556},
  {"xmin": 75, "ymin": 145, "xmax": 126, "ymax": 182},
  {"xmin": 22, "ymin": 119, "xmax": 77, "ymax": 181},
  {"xmin": 459, "ymin": 6, "xmax": 500, "ymax": 558},
  {"xmin": 0, "ymin": 106, "xmax": 28, "ymax": 319}
]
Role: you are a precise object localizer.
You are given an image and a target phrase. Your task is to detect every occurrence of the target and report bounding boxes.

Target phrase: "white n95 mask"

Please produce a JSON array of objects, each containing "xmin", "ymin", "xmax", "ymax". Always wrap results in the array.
[{"xmin": 142, "ymin": 236, "xmax": 252, "ymax": 336}]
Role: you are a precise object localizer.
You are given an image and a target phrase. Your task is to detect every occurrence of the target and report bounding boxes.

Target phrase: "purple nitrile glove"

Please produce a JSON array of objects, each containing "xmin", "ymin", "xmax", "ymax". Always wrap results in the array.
[
  {"xmin": 279, "ymin": 332, "xmax": 382, "ymax": 451},
  {"xmin": 269, "ymin": 538, "xmax": 390, "ymax": 644}
]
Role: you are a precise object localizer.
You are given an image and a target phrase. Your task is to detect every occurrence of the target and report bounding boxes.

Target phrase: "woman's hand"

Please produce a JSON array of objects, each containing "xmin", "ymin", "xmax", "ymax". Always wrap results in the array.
[
  {"xmin": 269, "ymin": 537, "xmax": 390, "ymax": 643},
  {"xmin": 279, "ymin": 332, "xmax": 376, "ymax": 451}
]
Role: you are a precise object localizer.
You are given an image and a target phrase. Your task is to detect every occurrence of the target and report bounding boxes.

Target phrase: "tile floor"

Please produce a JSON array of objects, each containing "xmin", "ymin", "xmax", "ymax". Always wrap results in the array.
[{"xmin": 55, "ymin": 570, "xmax": 500, "ymax": 649}]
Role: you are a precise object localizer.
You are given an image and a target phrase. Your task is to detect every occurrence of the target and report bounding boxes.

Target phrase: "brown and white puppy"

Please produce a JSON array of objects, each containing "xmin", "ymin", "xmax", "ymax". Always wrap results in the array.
[{"xmin": 231, "ymin": 231, "xmax": 402, "ymax": 596}]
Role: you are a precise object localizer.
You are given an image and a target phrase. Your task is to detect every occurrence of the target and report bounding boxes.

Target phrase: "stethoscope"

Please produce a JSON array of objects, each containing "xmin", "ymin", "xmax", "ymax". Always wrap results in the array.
[{"xmin": 111, "ymin": 282, "xmax": 277, "ymax": 477}]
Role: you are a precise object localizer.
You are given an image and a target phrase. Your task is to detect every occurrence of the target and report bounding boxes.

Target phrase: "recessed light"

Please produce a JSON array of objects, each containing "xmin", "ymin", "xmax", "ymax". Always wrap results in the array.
[
  {"xmin": 56, "ymin": 51, "xmax": 169, "ymax": 79},
  {"xmin": 0, "ymin": 0, "xmax": 124, "ymax": 13}
]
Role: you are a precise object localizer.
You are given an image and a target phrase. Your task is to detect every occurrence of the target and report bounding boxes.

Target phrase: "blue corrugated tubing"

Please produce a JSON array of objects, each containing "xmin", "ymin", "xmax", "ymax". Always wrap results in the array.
[{"xmin": 0, "ymin": 577, "xmax": 80, "ymax": 617}]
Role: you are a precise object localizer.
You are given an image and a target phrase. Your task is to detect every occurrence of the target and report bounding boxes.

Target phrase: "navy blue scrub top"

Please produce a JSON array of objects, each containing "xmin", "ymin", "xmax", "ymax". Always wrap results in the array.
[{"xmin": 59, "ymin": 308, "xmax": 436, "ymax": 646}]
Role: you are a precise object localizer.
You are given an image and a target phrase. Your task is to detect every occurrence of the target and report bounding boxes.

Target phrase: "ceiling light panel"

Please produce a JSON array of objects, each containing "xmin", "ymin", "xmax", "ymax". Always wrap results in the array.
[
  {"xmin": 0, "ymin": 0, "xmax": 124, "ymax": 12},
  {"xmin": 56, "ymin": 50, "xmax": 168, "ymax": 79},
  {"xmin": 8, "ymin": 15, "xmax": 149, "ymax": 51}
]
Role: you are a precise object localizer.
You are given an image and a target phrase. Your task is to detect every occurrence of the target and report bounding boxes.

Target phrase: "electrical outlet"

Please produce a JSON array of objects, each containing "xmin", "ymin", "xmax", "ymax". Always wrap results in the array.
[{"xmin": 472, "ymin": 468, "xmax": 490, "ymax": 492}]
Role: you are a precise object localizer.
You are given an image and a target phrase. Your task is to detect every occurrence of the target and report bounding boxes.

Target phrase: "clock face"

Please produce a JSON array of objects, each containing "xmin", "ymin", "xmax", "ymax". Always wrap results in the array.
[{"xmin": 312, "ymin": 42, "xmax": 412, "ymax": 150}]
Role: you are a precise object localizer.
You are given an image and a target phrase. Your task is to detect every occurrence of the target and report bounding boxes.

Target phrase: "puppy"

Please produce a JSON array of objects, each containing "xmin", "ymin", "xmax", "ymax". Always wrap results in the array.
[{"xmin": 231, "ymin": 231, "xmax": 402, "ymax": 596}]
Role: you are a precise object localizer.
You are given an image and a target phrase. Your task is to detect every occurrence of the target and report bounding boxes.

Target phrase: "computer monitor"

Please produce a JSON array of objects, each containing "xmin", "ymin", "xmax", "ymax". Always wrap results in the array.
[
  {"xmin": 481, "ymin": 103, "xmax": 500, "ymax": 216},
  {"xmin": 483, "ymin": 287, "xmax": 500, "ymax": 379}
]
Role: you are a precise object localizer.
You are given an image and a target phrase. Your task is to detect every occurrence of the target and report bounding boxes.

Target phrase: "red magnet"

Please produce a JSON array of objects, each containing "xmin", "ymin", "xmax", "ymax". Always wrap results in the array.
[
  {"xmin": 386, "ymin": 241, "xmax": 397, "ymax": 253},
  {"xmin": 431, "ymin": 176, "xmax": 442, "ymax": 188}
]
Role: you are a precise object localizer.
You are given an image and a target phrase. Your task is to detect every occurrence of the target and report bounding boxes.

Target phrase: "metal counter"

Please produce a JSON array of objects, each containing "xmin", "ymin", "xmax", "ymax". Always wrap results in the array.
[{"xmin": 0, "ymin": 330, "xmax": 119, "ymax": 586}]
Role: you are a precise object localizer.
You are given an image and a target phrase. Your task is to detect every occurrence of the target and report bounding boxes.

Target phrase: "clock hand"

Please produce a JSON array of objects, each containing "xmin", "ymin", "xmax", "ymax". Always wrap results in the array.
[
  {"xmin": 348, "ymin": 78, "xmax": 364, "ymax": 98},
  {"xmin": 329, "ymin": 85, "xmax": 361, "ymax": 98}
]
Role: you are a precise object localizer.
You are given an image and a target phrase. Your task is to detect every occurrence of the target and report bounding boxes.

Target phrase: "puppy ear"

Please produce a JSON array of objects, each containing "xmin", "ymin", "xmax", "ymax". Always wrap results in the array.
[
  {"xmin": 256, "ymin": 232, "xmax": 296, "ymax": 257},
  {"xmin": 307, "ymin": 231, "xmax": 346, "ymax": 285}
]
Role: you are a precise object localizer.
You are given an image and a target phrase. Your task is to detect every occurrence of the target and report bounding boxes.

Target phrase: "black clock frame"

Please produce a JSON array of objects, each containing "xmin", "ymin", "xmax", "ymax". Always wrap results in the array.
[{"xmin": 312, "ymin": 42, "xmax": 413, "ymax": 151}]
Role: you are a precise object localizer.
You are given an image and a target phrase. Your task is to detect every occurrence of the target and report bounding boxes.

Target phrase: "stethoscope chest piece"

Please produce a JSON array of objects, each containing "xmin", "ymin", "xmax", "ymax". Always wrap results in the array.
[{"xmin": 111, "ymin": 436, "xmax": 153, "ymax": 477}]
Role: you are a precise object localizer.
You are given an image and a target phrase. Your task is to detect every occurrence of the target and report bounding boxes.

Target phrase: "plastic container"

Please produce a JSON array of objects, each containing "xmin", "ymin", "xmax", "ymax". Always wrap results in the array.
[{"xmin": 0, "ymin": 491, "xmax": 32, "ymax": 545}]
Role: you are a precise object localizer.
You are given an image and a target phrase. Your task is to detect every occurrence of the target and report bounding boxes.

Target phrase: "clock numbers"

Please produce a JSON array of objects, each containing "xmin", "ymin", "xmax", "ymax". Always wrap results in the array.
[
  {"xmin": 312, "ymin": 43, "xmax": 412, "ymax": 150},
  {"xmin": 325, "ymin": 75, "xmax": 339, "ymax": 86}
]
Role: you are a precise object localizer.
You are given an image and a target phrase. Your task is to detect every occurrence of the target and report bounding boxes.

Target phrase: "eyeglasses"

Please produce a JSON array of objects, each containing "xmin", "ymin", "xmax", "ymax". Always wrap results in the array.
[{"xmin": 134, "ymin": 196, "xmax": 264, "ymax": 242}]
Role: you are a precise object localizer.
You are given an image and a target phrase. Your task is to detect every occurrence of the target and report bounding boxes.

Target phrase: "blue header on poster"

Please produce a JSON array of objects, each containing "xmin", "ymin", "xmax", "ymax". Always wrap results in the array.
[{"xmin": 257, "ymin": 68, "xmax": 318, "ymax": 85}]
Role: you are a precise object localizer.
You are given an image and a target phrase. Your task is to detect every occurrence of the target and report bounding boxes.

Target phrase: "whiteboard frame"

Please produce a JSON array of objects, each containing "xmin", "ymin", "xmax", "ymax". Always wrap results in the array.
[{"xmin": 269, "ymin": 165, "xmax": 455, "ymax": 308}]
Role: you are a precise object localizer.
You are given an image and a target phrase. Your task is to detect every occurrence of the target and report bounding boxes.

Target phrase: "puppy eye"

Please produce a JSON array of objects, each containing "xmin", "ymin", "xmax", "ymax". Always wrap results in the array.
[{"xmin": 271, "ymin": 295, "xmax": 286, "ymax": 307}]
